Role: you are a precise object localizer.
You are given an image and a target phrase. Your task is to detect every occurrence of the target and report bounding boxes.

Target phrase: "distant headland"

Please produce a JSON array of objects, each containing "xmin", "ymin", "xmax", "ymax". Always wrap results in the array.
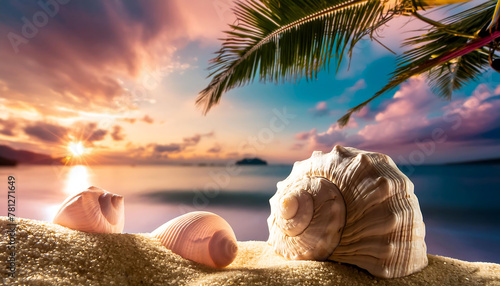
[
  {"xmin": 0, "ymin": 145, "xmax": 62, "ymax": 165},
  {"xmin": 0, "ymin": 155, "xmax": 17, "ymax": 166},
  {"xmin": 235, "ymin": 158, "xmax": 267, "ymax": 166}
]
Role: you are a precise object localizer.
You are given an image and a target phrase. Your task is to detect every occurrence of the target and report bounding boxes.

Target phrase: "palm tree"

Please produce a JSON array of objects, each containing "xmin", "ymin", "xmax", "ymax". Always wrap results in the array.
[{"xmin": 197, "ymin": 0, "xmax": 500, "ymax": 126}]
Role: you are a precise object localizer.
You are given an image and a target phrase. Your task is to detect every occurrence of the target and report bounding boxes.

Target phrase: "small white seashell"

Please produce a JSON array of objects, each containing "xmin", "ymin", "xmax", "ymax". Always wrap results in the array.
[
  {"xmin": 53, "ymin": 186, "xmax": 124, "ymax": 233},
  {"xmin": 152, "ymin": 211, "xmax": 238, "ymax": 268},
  {"xmin": 267, "ymin": 145, "xmax": 428, "ymax": 278}
]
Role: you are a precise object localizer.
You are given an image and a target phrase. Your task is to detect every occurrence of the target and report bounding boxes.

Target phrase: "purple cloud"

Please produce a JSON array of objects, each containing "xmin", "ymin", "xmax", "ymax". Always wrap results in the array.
[
  {"xmin": 87, "ymin": 129, "xmax": 107, "ymax": 142},
  {"xmin": 154, "ymin": 143, "xmax": 182, "ymax": 153},
  {"xmin": 295, "ymin": 78, "xmax": 500, "ymax": 162},
  {"xmin": 24, "ymin": 122, "xmax": 68, "ymax": 143},
  {"xmin": 183, "ymin": 132, "xmax": 214, "ymax": 146},
  {"xmin": 0, "ymin": 118, "xmax": 17, "ymax": 136},
  {"xmin": 207, "ymin": 144, "xmax": 221, "ymax": 153},
  {"xmin": 142, "ymin": 115, "xmax": 154, "ymax": 124},
  {"xmin": 0, "ymin": 0, "xmax": 202, "ymax": 116},
  {"xmin": 152, "ymin": 132, "xmax": 215, "ymax": 154},
  {"xmin": 111, "ymin": 125, "xmax": 125, "ymax": 141}
]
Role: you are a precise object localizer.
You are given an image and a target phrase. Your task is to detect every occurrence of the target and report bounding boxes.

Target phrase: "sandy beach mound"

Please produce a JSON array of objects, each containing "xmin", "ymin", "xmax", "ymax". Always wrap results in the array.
[{"xmin": 1, "ymin": 217, "xmax": 499, "ymax": 285}]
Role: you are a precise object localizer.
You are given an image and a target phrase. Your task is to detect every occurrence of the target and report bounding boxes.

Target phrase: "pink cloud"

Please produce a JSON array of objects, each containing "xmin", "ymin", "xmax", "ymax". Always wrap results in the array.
[
  {"xmin": 295, "ymin": 128, "xmax": 317, "ymax": 140},
  {"xmin": 0, "ymin": 1, "xmax": 231, "ymax": 118},
  {"xmin": 153, "ymin": 143, "xmax": 182, "ymax": 154},
  {"xmin": 295, "ymin": 79, "xmax": 500, "ymax": 162},
  {"xmin": 23, "ymin": 122, "xmax": 68, "ymax": 143},
  {"xmin": 437, "ymin": 84, "xmax": 500, "ymax": 140},
  {"xmin": 348, "ymin": 79, "xmax": 367, "ymax": 93},
  {"xmin": 356, "ymin": 106, "xmax": 370, "ymax": 119},
  {"xmin": 316, "ymin": 101, "xmax": 327, "ymax": 110},
  {"xmin": 290, "ymin": 142, "xmax": 305, "ymax": 151},
  {"xmin": 359, "ymin": 77, "xmax": 435, "ymax": 143},
  {"xmin": 121, "ymin": 118, "xmax": 137, "ymax": 124},
  {"xmin": 18, "ymin": 119, "xmax": 118, "ymax": 146},
  {"xmin": 495, "ymin": 85, "xmax": 500, "ymax": 95},
  {"xmin": 183, "ymin": 132, "xmax": 214, "ymax": 147},
  {"xmin": 0, "ymin": 118, "xmax": 17, "ymax": 136},
  {"xmin": 297, "ymin": 119, "xmax": 360, "ymax": 152},
  {"xmin": 150, "ymin": 132, "xmax": 215, "ymax": 154},
  {"xmin": 111, "ymin": 125, "xmax": 125, "ymax": 141},
  {"xmin": 171, "ymin": 0, "xmax": 235, "ymax": 43},
  {"xmin": 308, "ymin": 101, "xmax": 333, "ymax": 117},
  {"xmin": 142, "ymin": 115, "xmax": 154, "ymax": 124},
  {"xmin": 207, "ymin": 144, "xmax": 222, "ymax": 154}
]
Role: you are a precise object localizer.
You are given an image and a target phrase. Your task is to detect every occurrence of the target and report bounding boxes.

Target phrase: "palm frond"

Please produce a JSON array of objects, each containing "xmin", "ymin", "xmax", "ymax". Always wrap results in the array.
[
  {"xmin": 338, "ymin": 0, "xmax": 498, "ymax": 126},
  {"xmin": 427, "ymin": 50, "xmax": 490, "ymax": 97},
  {"xmin": 198, "ymin": 0, "xmax": 396, "ymax": 113},
  {"xmin": 488, "ymin": 0, "xmax": 500, "ymax": 30}
]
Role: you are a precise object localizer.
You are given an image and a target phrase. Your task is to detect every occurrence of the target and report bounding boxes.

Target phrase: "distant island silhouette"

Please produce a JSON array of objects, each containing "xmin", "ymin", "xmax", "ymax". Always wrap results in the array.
[
  {"xmin": 447, "ymin": 157, "xmax": 500, "ymax": 165},
  {"xmin": 236, "ymin": 158, "xmax": 267, "ymax": 166}
]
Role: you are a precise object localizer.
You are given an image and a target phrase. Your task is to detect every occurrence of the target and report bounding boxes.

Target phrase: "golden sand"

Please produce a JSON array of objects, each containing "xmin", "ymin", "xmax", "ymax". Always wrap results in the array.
[{"xmin": 1, "ymin": 217, "xmax": 499, "ymax": 285}]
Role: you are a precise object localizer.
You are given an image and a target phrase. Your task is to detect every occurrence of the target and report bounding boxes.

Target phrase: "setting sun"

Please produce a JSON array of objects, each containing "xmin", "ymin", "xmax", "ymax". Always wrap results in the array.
[{"xmin": 68, "ymin": 142, "xmax": 85, "ymax": 157}]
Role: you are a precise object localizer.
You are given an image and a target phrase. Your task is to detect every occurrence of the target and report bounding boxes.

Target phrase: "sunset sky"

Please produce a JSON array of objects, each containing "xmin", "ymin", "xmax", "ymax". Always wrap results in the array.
[{"xmin": 0, "ymin": 0, "xmax": 499, "ymax": 165}]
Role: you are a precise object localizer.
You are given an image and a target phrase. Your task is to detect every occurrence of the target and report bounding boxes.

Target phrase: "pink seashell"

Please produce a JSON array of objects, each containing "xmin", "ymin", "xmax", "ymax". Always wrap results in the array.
[
  {"xmin": 53, "ymin": 186, "xmax": 124, "ymax": 233},
  {"xmin": 152, "ymin": 211, "xmax": 238, "ymax": 268}
]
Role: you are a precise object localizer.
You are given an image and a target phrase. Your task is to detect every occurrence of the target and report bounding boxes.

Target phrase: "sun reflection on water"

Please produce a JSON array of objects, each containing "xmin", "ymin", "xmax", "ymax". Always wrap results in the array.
[
  {"xmin": 43, "ymin": 165, "xmax": 93, "ymax": 221},
  {"xmin": 63, "ymin": 165, "xmax": 92, "ymax": 195}
]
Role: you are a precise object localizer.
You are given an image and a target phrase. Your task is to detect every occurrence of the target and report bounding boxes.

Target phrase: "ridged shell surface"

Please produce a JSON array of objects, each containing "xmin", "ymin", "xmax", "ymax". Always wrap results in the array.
[
  {"xmin": 268, "ymin": 175, "xmax": 346, "ymax": 261},
  {"xmin": 53, "ymin": 186, "xmax": 124, "ymax": 233},
  {"xmin": 267, "ymin": 145, "xmax": 428, "ymax": 278},
  {"xmin": 152, "ymin": 211, "xmax": 238, "ymax": 268}
]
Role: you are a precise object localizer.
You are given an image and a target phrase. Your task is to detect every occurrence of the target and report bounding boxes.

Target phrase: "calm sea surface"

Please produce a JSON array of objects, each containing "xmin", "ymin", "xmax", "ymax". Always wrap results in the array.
[{"xmin": 1, "ymin": 163, "xmax": 499, "ymax": 263}]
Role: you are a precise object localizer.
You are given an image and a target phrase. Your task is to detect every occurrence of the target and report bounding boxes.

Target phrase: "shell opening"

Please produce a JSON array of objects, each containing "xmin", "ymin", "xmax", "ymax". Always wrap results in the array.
[
  {"xmin": 111, "ymin": 194, "xmax": 123, "ymax": 208},
  {"xmin": 209, "ymin": 229, "xmax": 238, "ymax": 268},
  {"xmin": 153, "ymin": 211, "xmax": 238, "ymax": 268},
  {"xmin": 98, "ymin": 192, "xmax": 123, "ymax": 225}
]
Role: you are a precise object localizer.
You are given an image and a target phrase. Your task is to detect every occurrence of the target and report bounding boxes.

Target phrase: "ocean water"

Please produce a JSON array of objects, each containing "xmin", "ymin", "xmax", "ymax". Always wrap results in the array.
[{"xmin": 0, "ymin": 163, "xmax": 499, "ymax": 263}]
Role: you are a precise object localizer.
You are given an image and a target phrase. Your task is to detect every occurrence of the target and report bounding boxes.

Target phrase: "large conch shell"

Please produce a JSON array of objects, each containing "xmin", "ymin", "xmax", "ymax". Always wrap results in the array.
[
  {"xmin": 53, "ymin": 186, "xmax": 124, "ymax": 233},
  {"xmin": 267, "ymin": 145, "xmax": 427, "ymax": 278},
  {"xmin": 152, "ymin": 211, "xmax": 238, "ymax": 268}
]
